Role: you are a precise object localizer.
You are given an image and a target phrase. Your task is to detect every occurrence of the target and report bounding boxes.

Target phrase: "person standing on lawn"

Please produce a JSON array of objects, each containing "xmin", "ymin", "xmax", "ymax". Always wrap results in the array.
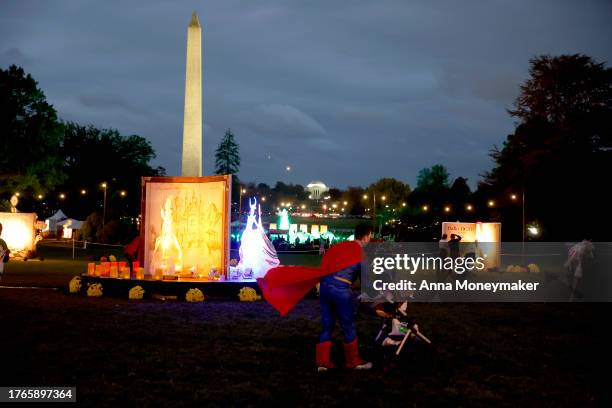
[
  {"xmin": 258, "ymin": 223, "xmax": 374, "ymax": 372},
  {"xmin": 449, "ymin": 233, "xmax": 462, "ymax": 258},
  {"xmin": 315, "ymin": 223, "xmax": 373, "ymax": 371}
]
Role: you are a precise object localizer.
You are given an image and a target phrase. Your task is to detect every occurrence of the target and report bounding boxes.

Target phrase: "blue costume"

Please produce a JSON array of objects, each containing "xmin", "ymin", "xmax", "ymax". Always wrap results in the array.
[{"xmin": 319, "ymin": 262, "xmax": 360, "ymax": 343}]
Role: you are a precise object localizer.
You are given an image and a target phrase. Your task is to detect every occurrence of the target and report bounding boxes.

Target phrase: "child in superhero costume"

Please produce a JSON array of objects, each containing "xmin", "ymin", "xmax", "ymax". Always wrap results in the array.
[{"xmin": 258, "ymin": 223, "xmax": 373, "ymax": 371}]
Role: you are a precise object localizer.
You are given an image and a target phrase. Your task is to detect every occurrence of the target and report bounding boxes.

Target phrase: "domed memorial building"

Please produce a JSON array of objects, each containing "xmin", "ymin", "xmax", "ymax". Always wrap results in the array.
[{"xmin": 306, "ymin": 181, "xmax": 329, "ymax": 200}]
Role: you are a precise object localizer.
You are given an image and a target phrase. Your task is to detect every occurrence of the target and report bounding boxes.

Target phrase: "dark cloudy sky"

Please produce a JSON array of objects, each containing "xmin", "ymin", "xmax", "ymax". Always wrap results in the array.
[{"xmin": 1, "ymin": 1, "xmax": 611, "ymax": 189}]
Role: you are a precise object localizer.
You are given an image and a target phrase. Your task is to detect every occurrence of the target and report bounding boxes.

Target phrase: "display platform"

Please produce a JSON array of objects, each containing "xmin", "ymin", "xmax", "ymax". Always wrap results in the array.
[{"xmin": 79, "ymin": 274, "xmax": 261, "ymax": 299}]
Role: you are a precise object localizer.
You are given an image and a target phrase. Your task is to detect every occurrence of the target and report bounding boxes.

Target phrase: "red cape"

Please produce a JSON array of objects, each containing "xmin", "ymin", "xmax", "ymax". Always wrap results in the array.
[{"xmin": 257, "ymin": 241, "xmax": 364, "ymax": 316}]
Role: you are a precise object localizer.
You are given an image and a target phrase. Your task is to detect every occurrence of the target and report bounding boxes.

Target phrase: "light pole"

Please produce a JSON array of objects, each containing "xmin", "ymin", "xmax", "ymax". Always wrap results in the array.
[
  {"xmin": 511, "ymin": 190, "xmax": 526, "ymax": 245},
  {"xmin": 521, "ymin": 188, "xmax": 526, "ymax": 244},
  {"xmin": 101, "ymin": 182, "xmax": 107, "ymax": 227},
  {"xmin": 238, "ymin": 187, "xmax": 246, "ymax": 219},
  {"xmin": 363, "ymin": 192, "xmax": 378, "ymax": 234},
  {"xmin": 374, "ymin": 192, "xmax": 379, "ymax": 234},
  {"xmin": 521, "ymin": 187, "xmax": 526, "ymax": 255}
]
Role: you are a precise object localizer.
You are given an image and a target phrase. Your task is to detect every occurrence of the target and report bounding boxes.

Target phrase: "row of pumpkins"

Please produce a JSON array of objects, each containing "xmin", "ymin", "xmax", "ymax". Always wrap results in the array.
[{"xmin": 68, "ymin": 276, "xmax": 261, "ymax": 302}]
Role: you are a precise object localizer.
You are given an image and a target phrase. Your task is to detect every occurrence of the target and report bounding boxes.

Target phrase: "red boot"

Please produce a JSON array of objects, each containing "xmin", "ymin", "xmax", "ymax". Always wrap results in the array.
[
  {"xmin": 343, "ymin": 338, "xmax": 372, "ymax": 370},
  {"xmin": 316, "ymin": 341, "xmax": 336, "ymax": 372}
]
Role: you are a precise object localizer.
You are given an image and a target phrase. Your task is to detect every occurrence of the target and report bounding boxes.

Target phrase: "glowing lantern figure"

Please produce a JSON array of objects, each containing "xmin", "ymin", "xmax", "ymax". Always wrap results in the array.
[
  {"xmin": 152, "ymin": 197, "xmax": 184, "ymax": 276},
  {"xmin": 278, "ymin": 209, "xmax": 291, "ymax": 231},
  {"xmin": 310, "ymin": 225, "xmax": 320, "ymax": 239},
  {"xmin": 62, "ymin": 219, "xmax": 73, "ymax": 239},
  {"xmin": 288, "ymin": 224, "xmax": 298, "ymax": 244},
  {"xmin": 238, "ymin": 198, "xmax": 280, "ymax": 279}
]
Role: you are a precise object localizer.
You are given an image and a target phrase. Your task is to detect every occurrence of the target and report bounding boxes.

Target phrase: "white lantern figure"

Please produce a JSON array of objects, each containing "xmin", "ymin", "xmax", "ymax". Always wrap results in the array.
[{"xmin": 238, "ymin": 198, "xmax": 280, "ymax": 279}]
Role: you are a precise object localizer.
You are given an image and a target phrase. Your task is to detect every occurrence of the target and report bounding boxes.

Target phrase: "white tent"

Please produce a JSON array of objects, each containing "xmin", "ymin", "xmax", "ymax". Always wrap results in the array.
[
  {"xmin": 44, "ymin": 210, "xmax": 68, "ymax": 234},
  {"xmin": 48, "ymin": 209, "xmax": 68, "ymax": 221}
]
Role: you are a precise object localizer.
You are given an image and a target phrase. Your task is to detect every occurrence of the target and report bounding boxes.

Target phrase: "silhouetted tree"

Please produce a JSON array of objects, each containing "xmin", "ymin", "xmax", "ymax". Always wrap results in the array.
[
  {"xmin": 328, "ymin": 188, "xmax": 343, "ymax": 201},
  {"xmin": 415, "ymin": 165, "xmax": 450, "ymax": 193},
  {"xmin": 0, "ymin": 65, "xmax": 65, "ymax": 197},
  {"xmin": 366, "ymin": 178, "xmax": 411, "ymax": 229},
  {"xmin": 450, "ymin": 177, "xmax": 471, "ymax": 201},
  {"xmin": 342, "ymin": 186, "xmax": 366, "ymax": 215},
  {"xmin": 59, "ymin": 122, "xmax": 164, "ymax": 218},
  {"xmin": 482, "ymin": 54, "xmax": 612, "ymax": 240},
  {"xmin": 215, "ymin": 128, "xmax": 240, "ymax": 176}
]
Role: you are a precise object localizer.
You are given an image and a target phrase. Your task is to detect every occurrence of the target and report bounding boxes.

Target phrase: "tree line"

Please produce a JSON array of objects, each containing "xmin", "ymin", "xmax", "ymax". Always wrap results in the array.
[
  {"xmin": 1, "ymin": 65, "xmax": 164, "ymax": 242},
  {"xmin": 222, "ymin": 55, "xmax": 612, "ymax": 241}
]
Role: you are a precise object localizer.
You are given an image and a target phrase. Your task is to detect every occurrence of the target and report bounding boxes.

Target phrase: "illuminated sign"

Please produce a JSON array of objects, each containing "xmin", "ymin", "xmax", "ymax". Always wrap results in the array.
[
  {"xmin": 442, "ymin": 222, "xmax": 502, "ymax": 269},
  {"xmin": 141, "ymin": 176, "xmax": 231, "ymax": 279}
]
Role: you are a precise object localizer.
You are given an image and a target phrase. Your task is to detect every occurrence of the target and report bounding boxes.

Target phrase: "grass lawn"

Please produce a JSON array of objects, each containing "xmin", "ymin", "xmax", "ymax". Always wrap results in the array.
[
  {"xmin": 0, "ymin": 290, "xmax": 607, "ymax": 407},
  {"xmin": 0, "ymin": 242, "xmax": 608, "ymax": 406}
]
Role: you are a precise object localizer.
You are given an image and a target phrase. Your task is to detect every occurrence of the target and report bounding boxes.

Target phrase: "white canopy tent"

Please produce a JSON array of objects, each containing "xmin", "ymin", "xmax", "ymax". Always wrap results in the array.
[{"xmin": 44, "ymin": 209, "xmax": 68, "ymax": 233}]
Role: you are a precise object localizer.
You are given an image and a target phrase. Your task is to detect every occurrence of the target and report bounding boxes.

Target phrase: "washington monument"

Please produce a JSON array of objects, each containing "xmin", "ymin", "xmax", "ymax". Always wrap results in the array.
[{"xmin": 181, "ymin": 12, "xmax": 202, "ymax": 177}]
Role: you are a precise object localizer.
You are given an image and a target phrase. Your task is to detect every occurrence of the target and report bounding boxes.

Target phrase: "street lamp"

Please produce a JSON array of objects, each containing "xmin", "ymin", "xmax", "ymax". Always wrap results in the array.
[
  {"xmin": 510, "ymin": 189, "xmax": 527, "ymax": 250},
  {"xmin": 81, "ymin": 189, "xmax": 87, "ymax": 195},
  {"xmin": 101, "ymin": 182, "xmax": 108, "ymax": 227},
  {"xmin": 238, "ymin": 187, "xmax": 247, "ymax": 216},
  {"xmin": 521, "ymin": 188, "xmax": 526, "ymax": 246},
  {"xmin": 363, "ymin": 192, "xmax": 378, "ymax": 230}
]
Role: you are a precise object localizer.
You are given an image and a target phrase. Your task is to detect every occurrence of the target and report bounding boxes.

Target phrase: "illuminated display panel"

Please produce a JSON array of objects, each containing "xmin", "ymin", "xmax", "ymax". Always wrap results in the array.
[
  {"xmin": 442, "ymin": 222, "xmax": 501, "ymax": 269},
  {"xmin": 0, "ymin": 213, "xmax": 36, "ymax": 256},
  {"xmin": 140, "ymin": 176, "xmax": 231, "ymax": 280}
]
